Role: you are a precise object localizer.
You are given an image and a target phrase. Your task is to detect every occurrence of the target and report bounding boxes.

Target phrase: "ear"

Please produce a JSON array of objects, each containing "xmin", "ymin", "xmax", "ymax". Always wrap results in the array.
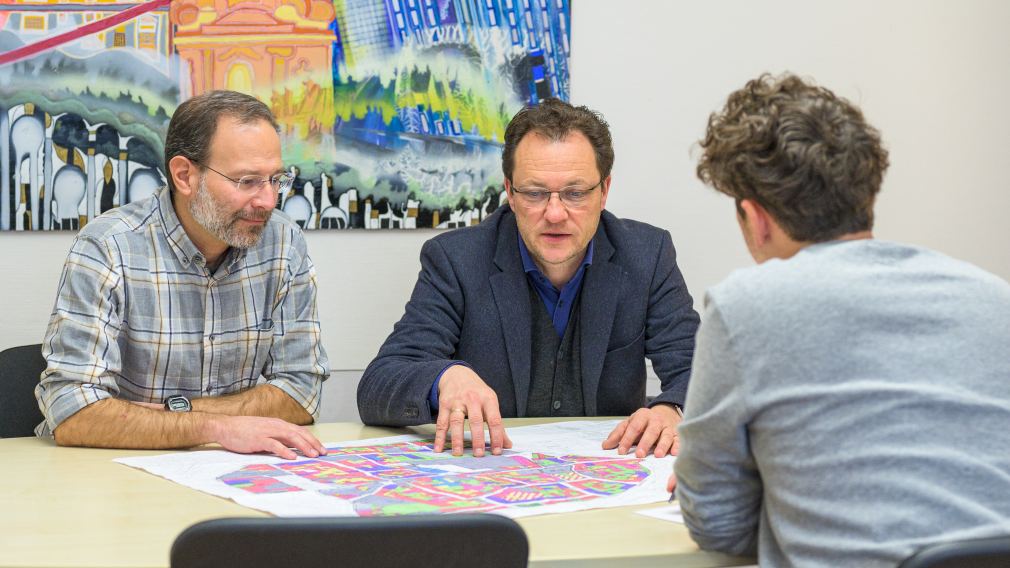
[
  {"xmin": 504, "ymin": 178, "xmax": 516, "ymax": 210},
  {"xmin": 739, "ymin": 199, "xmax": 773, "ymax": 248},
  {"xmin": 599, "ymin": 175, "xmax": 612, "ymax": 210},
  {"xmin": 169, "ymin": 155, "xmax": 199, "ymax": 198}
]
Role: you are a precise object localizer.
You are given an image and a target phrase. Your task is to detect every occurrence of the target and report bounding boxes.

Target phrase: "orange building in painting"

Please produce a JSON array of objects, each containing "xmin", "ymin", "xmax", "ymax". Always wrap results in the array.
[{"xmin": 170, "ymin": 0, "xmax": 336, "ymax": 101}]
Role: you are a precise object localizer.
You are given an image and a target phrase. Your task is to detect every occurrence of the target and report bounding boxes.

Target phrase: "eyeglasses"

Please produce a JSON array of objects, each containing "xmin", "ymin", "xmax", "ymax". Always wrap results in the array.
[
  {"xmin": 194, "ymin": 161, "xmax": 294, "ymax": 195},
  {"xmin": 509, "ymin": 179, "xmax": 603, "ymax": 209}
]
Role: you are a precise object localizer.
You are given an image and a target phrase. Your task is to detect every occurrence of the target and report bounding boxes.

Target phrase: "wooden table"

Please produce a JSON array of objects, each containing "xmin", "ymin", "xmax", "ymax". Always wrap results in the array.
[{"xmin": 0, "ymin": 418, "xmax": 752, "ymax": 567}]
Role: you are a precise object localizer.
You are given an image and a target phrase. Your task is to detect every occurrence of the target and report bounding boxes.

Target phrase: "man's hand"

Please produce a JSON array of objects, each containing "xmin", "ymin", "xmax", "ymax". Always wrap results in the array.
[
  {"xmin": 602, "ymin": 403, "xmax": 683, "ymax": 458},
  {"xmin": 207, "ymin": 415, "xmax": 328, "ymax": 460},
  {"xmin": 433, "ymin": 365, "xmax": 513, "ymax": 457}
]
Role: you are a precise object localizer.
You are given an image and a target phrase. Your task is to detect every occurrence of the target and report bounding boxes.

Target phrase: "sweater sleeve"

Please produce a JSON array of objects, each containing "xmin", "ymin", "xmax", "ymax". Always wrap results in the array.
[{"xmin": 674, "ymin": 297, "xmax": 761, "ymax": 556}]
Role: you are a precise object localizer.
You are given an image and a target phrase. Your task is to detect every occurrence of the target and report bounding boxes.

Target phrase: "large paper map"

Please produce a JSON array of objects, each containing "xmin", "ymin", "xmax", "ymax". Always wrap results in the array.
[{"xmin": 116, "ymin": 420, "xmax": 674, "ymax": 518}]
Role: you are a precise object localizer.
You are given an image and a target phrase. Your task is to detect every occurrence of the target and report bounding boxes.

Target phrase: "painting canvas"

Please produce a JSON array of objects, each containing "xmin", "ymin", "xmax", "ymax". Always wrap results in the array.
[{"xmin": 0, "ymin": 0, "xmax": 571, "ymax": 232}]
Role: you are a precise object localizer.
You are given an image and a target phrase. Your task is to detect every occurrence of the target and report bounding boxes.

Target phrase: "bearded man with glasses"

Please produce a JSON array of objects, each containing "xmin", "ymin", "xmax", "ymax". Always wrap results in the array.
[
  {"xmin": 36, "ymin": 90, "xmax": 330, "ymax": 460},
  {"xmin": 358, "ymin": 98, "xmax": 700, "ymax": 458}
]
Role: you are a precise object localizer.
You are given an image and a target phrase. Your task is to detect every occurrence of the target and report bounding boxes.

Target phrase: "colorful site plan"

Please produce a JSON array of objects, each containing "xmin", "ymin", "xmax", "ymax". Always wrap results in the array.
[{"xmin": 116, "ymin": 420, "xmax": 675, "ymax": 518}]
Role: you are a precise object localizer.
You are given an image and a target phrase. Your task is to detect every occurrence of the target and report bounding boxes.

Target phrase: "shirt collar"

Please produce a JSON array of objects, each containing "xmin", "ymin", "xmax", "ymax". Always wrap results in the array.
[{"xmin": 155, "ymin": 186, "xmax": 247, "ymax": 271}]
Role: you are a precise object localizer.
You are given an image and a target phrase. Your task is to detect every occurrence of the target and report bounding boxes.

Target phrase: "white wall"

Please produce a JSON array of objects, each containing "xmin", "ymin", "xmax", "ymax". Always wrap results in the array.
[
  {"xmin": 572, "ymin": 0, "xmax": 1010, "ymax": 308},
  {"xmin": 3, "ymin": 0, "xmax": 1009, "ymax": 422}
]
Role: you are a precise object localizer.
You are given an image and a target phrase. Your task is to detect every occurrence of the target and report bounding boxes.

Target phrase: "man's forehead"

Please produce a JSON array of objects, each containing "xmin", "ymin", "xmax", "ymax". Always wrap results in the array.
[
  {"xmin": 206, "ymin": 114, "xmax": 274, "ymax": 141},
  {"xmin": 512, "ymin": 132, "xmax": 598, "ymax": 179},
  {"xmin": 520, "ymin": 128, "xmax": 581, "ymax": 145},
  {"xmin": 206, "ymin": 117, "xmax": 282, "ymax": 169}
]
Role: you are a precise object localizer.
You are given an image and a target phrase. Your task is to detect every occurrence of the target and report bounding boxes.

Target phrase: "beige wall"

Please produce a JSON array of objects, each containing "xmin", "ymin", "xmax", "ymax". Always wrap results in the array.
[{"xmin": 3, "ymin": 0, "xmax": 1008, "ymax": 421}]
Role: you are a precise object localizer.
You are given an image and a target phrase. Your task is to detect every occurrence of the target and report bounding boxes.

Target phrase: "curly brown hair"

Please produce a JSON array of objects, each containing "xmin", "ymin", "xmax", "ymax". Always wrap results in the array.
[
  {"xmin": 697, "ymin": 73, "xmax": 889, "ymax": 242},
  {"xmin": 502, "ymin": 98, "xmax": 614, "ymax": 182}
]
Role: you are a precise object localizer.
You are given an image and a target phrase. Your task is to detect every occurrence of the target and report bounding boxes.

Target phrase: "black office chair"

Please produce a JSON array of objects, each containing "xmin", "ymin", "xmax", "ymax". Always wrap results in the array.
[
  {"xmin": 171, "ymin": 514, "xmax": 529, "ymax": 568},
  {"xmin": 898, "ymin": 535, "xmax": 1010, "ymax": 568},
  {"xmin": 0, "ymin": 344, "xmax": 46, "ymax": 438}
]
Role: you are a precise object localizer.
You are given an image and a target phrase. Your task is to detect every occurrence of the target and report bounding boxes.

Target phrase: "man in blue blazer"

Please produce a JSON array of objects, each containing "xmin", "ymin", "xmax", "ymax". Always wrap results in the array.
[{"xmin": 357, "ymin": 99, "xmax": 699, "ymax": 457}]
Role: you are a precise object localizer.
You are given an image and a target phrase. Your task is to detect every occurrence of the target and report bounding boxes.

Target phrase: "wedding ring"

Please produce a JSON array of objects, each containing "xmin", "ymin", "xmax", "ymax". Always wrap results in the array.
[{"xmin": 450, "ymin": 407, "xmax": 465, "ymax": 414}]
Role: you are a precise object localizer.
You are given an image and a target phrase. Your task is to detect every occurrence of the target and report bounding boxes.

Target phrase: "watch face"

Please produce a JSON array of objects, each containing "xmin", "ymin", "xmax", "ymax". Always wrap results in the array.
[{"xmin": 165, "ymin": 396, "xmax": 191, "ymax": 412}]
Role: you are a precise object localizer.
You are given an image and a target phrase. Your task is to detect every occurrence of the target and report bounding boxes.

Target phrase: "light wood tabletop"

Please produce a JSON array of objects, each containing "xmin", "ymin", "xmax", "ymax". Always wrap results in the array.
[{"xmin": 0, "ymin": 418, "xmax": 753, "ymax": 567}]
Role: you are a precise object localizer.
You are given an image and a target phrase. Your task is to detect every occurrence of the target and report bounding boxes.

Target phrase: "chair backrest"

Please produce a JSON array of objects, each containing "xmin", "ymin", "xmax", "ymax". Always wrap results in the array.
[
  {"xmin": 898, "ymin": 535, "xmax": 1010, "ymax": 568},
  {"xmin": 171, "ymin": 514, "xmax": 529, "ymax": 568},
  {"xmin": 0, "ymin": 344, "xmax": 46, "ymax": 438}
]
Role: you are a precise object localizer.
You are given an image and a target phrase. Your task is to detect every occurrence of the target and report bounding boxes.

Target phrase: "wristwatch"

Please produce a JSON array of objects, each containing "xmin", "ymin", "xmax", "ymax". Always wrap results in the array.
[{"xmin": 164, "ymin": 395, "xmax": 192, "ymax": 412}]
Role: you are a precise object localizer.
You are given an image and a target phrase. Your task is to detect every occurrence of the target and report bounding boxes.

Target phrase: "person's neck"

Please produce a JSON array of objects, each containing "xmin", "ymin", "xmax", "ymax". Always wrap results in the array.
[
  {"xmin": 776, "ymin": 230, "xmax": 874, "ymax": 260},
  {"xmin": 834, "ymin": 230, "xmax": 874, "ymax": 242}
]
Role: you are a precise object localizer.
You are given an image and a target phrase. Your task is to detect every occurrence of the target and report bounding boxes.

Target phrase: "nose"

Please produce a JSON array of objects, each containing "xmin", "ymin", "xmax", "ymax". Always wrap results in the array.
[
  {"xmin": 250, "ymin": 183, "xmax": 279, "ymax": 209},
  {"xmin": 543, "ymin": 193, "xmax": 568, "ymax": 223}
]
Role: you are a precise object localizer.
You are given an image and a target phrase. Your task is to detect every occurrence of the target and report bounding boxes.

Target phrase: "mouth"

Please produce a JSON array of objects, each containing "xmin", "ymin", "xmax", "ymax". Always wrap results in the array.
[
  {"xmin": 540, "ymin": 232, "xmax": 571, "ymax": 242},
  {"xmin": 237, "ymin": 210, "xmax": 272, "ymax": 226}
]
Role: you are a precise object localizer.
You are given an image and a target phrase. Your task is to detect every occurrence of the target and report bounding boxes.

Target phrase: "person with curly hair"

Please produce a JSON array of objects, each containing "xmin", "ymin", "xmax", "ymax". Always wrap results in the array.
[{"xmin": 672, "ymin": 73, "xmax": 1010, "ymax": 566}]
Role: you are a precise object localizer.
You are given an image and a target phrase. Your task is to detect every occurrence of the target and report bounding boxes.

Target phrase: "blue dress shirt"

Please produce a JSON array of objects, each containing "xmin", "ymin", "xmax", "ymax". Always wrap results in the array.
[{"xmin": 428, "ymin": 237, "xmax": 595, "ymax": 412}]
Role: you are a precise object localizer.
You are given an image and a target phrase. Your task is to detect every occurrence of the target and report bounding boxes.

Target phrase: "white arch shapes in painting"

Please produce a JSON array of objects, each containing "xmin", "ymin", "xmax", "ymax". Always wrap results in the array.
[
  {"xmin": 128, "ymin": 168, "xmax": 163, "ymax": 204},
  {"xmin": 9, "ymin": 113, "xmax": 45, "ymax": 230}
]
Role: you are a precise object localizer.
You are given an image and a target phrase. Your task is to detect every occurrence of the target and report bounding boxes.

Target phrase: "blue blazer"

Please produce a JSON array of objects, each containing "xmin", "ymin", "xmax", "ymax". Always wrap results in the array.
[{"xmin": 357, "ymin": 205, "xmax": 700, "ymax": 426}]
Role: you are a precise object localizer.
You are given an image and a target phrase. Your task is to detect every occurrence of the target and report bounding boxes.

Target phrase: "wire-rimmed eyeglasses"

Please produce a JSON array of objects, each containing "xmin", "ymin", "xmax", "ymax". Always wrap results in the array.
[
  {"xmin": 508, "ymin": 179, "xmax": 603, "ymax": 209},
  {"xmin": 194, "ymin": 160, "xmax": 294, "ymax": 195}
]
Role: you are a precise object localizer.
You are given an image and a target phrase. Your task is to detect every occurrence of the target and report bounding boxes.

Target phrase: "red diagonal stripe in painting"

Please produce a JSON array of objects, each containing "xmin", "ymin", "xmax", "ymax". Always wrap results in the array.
[{"xmin": 0, "ymin": 0, "xmax": 170, "ymax": 66}]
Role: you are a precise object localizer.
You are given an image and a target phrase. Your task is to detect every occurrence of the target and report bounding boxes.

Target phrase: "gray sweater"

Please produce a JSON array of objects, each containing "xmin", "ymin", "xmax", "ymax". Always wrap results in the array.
[{"xmin": 675, "ymin": 239, "xmax": 1010, "ymax": 567}]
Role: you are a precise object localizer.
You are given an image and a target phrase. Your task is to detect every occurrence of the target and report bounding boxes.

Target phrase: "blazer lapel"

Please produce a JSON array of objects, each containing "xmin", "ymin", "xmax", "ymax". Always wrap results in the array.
[
  {"xmin": 579, "ymin": 226, "xmax": 623, "ymax": 415},
  {"xmin": 489, "ymin": 210, "xmax": 533, "ymax": 416}
]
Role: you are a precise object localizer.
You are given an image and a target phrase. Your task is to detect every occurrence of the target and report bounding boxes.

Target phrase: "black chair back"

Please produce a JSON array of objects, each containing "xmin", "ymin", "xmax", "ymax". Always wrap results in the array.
[
  {"xmin": 0, "ymin": 344, "xmax": 46, "ymax": 438},
  {"xmin": 171, "ymin": 514, "xmax": 529, "ymax": 568},
  {"xmin": 899, "ymin": 535, "xmax": 1010, "ymax": 568}
]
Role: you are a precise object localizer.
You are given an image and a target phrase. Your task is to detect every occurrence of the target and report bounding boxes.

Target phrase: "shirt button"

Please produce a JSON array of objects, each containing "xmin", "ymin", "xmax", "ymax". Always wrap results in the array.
[
  {"xmin": 552, "ymin": 400, "xmax": 561, "ymax": 410},
  {"xmin": 206, "ymin": 386, "xmax": 213, "ymax": 394}
]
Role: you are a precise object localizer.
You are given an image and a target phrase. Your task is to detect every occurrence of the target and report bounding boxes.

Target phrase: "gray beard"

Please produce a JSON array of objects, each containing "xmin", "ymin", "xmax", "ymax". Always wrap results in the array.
[{"xmin": 189, "ymin": 175, "xmax": 271, "ymax": 249}]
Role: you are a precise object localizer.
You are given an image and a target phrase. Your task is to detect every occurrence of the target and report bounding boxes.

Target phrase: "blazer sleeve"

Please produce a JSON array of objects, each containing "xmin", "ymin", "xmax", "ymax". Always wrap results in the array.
[
  {"xmin": 357, "ymin": 238, "xmax": 468, "ymax": 426},
  {"xmin": 644, "ymin": 231, "xmax": 700, "ymax": 407}
]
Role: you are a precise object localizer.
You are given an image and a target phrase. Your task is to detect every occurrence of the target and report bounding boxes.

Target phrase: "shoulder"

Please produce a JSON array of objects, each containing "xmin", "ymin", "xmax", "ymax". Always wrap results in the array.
[
  {"xmin": 708, "ymin": 238, "xmax": 1010, "ymax": 321},
  {"xmin": 598, "ymin": 211, "xmax": 677, "ymax": 273},
  {"xmin": 600, "ymin": 210, "xmax": 670, "ymax": 246},
  {"xmin": 253, "ymin": 208, "xmax": 311, "ymax": 265},
  {"xmin": 424, "ymin": 204, "xmax": 509, "ymax": 256},
  {"xmin": 706, "ymin": 242, "xmax": 844, "ymax": 316},
  {"xmin": 76, "ymin": 193, "xmax": 162, "ymax": 244}
]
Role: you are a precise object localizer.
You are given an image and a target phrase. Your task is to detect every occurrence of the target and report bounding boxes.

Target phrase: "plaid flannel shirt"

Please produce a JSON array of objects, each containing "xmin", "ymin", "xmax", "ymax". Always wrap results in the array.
[{"xmin": 35, "ymin": 187, "xmax": 329, "ymax": 438}]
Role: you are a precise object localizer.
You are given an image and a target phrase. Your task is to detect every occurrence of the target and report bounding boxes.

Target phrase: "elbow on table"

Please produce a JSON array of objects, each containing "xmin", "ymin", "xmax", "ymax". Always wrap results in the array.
[
  {"xmin": 52, "ymin": 421, "xmax": 83, "ymax": 447},
  {"xmin": 49, "ymin": 402, "xmax": 103, "ymax": 447}
]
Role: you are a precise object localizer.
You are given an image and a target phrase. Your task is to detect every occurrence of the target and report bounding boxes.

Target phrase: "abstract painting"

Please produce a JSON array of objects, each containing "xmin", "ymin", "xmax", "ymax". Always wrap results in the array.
[{"xmin": 0, "ymin": 0, "xmax": 571, "ymax": 231}]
